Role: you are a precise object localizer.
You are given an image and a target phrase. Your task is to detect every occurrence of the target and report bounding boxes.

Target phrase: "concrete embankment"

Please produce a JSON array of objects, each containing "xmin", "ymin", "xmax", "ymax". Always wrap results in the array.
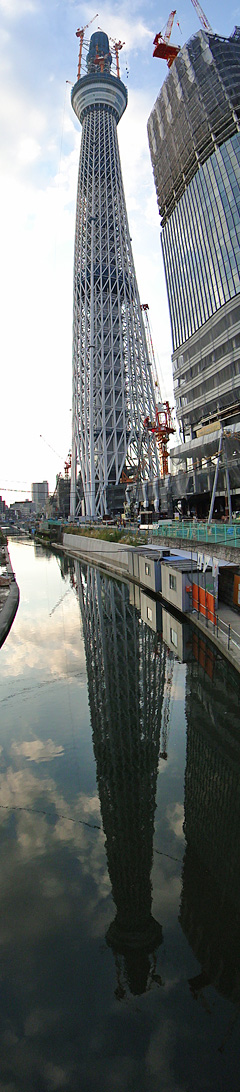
[
  {"xmin": 0, "ymin": 546, "xmax": 20, "ymax": 648},
  {"xmin": 61, "ymin": 532, "xmax": 135, "ymax": 580}
]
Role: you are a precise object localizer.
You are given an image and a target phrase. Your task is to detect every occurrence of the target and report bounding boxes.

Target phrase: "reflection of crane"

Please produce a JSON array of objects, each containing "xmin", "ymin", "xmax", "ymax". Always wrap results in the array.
[
  {"xmin": 76, "ymin": 14, "xmax": 98, "ymax": 79},
  {"xmin": 153, "ymin": 10, "xmax": 180, "ymax": 68},
  {"xmin": 49, "ymin": 589, "xmax": 70, "ymax": 617},
  {"xmin": 160, "ymin": 653, "xmax": 174, "ymax": 760}
]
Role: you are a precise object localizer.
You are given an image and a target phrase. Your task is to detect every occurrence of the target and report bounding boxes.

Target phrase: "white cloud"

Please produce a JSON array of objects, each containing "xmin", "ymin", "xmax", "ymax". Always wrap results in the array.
[
  {"xmin": 0, "ymin": 0, "xmax": 173, "ymax": 501},
  {"xmin": 11, "ymin": 738, "xmax": 64, "ymax": 761},
  {"xmin": 0, "ymin": 0, "xmax": 37, "ymax": 16},
  {"xmin": 18, "ymin": 136, "xmax": 41, "ymax": 164},
  {"xmin": 74, "ymin": 2, "xmax": 155, "ymax": 55},
  {"xmin": 166, "ymin": 803, "xmax": 185, "ymax": 840}
]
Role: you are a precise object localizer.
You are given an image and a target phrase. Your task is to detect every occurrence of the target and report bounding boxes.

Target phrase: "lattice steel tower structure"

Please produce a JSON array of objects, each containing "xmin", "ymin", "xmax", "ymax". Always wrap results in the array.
[{"xmin": 70, "ymin": 30, "xmax": 160, "ymax": 519}]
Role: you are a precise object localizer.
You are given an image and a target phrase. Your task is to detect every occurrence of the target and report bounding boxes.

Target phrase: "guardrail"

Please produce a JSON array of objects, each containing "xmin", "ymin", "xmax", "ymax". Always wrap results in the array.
[
  {"xmin": 191, "ymin": 604, "xmax": 240, "ymax": 655},
  {"xmin": 151, "ymin": 520, "xmax": 240, "ymax": 547}
]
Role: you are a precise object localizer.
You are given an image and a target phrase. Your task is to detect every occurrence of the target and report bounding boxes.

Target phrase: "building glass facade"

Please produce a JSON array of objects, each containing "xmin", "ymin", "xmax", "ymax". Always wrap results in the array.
[{"xmin": 148, "ymin": 29, "xmax": 240, "ymax": 444}]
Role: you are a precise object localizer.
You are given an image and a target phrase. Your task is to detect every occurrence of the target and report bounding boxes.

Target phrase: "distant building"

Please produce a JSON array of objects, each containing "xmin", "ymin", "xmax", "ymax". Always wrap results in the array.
[
  {"xmin": 56, "ymin": 476, "xmax": 70, "ymax": 519},
  {"xmin": 31, "ymin": 481, "xmax": 49, "ymax": 512},
  {"xmin": 148, "ymin": 28, "xmax": 240, "ymax": 511},
  {"xmin": 10, "ymin": 500, "xmax": 33, "ymax": 519}
]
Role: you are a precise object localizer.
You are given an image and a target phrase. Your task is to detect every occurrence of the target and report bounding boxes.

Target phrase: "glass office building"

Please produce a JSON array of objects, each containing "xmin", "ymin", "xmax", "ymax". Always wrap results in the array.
[{"xmin": 148, "ymin": 28, "xmax": 240, "ymax": 447}]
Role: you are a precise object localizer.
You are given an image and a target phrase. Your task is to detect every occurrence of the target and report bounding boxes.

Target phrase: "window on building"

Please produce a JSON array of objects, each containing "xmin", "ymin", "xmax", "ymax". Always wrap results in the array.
[
  {"xmin": 145, "ymin": 563, "xmax": 150, "ymax": 576},
  {"xmin": 169, "ymin": 573, "xmax": 177, "ymax": 591},
  {"xmin": 170, "ymin": 627, "xmax": 178, "ymax": 647},
  {"xmin": 147, "ymin": 606, "xmax": 153, "ymax": 621}
]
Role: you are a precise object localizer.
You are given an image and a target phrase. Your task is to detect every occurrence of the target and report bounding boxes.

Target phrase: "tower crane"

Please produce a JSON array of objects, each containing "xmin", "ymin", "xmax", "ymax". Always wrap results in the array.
[
  {"xmin": 153, "ymin": 3, "xmax": 213, "ymax": 68},
  {"xmin": 76, "ymin": 14, "xmax": 98, "ymax": 79},
  {"xmin": 64, "ymin": 452, "xmax": 72, "ymax": 480},
  {"xmin": 140, "ymin": 304, "xmax": 175, "ymax": 476},
  {"xmin": 190, "ymin": 0, "xmax": 213, "ymax": 33},
  {"xmin": 109, "ymin": 37, "xmax": 125, "ymax": 79},
  {"xmin": 97, "ymin": 28, "xmax": 125, "ymax": 77},
  {"xmin": 153, "ymin": 10, "xmax": 180, "ymax": 68}
]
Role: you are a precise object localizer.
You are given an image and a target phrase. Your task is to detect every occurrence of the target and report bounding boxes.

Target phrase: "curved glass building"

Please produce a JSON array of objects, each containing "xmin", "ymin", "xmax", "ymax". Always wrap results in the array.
[{"xmin": 148, "ymin": 28, "xmax": 240, "ymax": 449}]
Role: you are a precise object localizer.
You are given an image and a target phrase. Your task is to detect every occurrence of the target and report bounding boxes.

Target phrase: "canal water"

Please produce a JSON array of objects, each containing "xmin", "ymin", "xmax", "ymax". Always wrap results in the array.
[{"xmin": 0, "ymin": 539, "xmax": 240, "ymax": 1092}]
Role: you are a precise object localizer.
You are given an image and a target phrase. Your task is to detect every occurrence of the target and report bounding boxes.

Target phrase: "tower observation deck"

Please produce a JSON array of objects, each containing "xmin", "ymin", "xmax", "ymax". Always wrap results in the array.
[{"xmin": 70, "ymin": 30, "xmax": 160, "ymax": 519}]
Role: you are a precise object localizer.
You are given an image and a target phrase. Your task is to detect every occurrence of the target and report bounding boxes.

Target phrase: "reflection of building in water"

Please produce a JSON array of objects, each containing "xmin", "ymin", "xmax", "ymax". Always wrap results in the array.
[
  {"xmin": 75, "ymin": 564, "xmax": 167, "ymax": 995},
  {"xmin": 180, "ymin": 645, "xmax": 240, "ymax": 1005}
]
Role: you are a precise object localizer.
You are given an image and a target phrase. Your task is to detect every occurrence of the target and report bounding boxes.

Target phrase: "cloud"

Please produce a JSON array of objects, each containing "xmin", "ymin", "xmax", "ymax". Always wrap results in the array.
[
  {"xmin": 166, "ymin": 803, "xmax": 185, "ymax": 841},
  {"xmin": 18, "ymin": 135, "xmax": 41, "ymax": 164},
  {"xmin": 11, "ymin": 739, "xmax": 64, "ymax": 762},
  {"xmin": 73, "ymin": 1, "xmax": 155, "ymax": 55},
  {"xmin": 146, "ymin": 1018, "xmax": 186, "ymax": 1091},
  {"xmin": 0, "ymin": 592, "xmax": 85, "ymax": 679},
  {"xmin": 0, "ymin": 0, "xmax": 37, "ymax": 16},
  {"xmin": 0, "ymin": 762, "xmax": 110, "ymax": 931},
  {"xmin": 0, "ymin": 0, "xmax": 173, "ymax": 501}
]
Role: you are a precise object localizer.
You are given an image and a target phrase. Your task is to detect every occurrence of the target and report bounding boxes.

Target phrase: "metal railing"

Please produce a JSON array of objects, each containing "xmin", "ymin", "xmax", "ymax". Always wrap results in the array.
[
  {"xmin": 151, "ymin": 519, "xmax": 240, "ymax": 547},
  {"xmin": 190, "ymin": 603, "xmax": 240, "ymax": 655}
]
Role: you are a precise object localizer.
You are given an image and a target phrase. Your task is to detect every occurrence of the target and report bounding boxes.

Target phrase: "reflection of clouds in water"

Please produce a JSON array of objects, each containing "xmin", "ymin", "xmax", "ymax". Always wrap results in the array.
[
  {"xmin": 147, "ymin": 1019, "xmax": 184, "ymax": 1092},
  {"xmin": 44, "ymin": 1063, "xmax": 70, "ymax": 1090},
  {"xmin": 0, "ymin": 767, "xmax": 110, "ymax": 918},
  {"xmin": 0, "ymin": 608, "xmax": 85, "ymax": 680},
  {"xmin": 12, "ymin": 739, "xmax": 64, "ymax": 762},
  {"xmin": 152, "ymin": 862, "xmax": 182, "ymax": 920},
  {"xmin": 167, "ymin": 803, "xmax": 185, "ymax": 841}
]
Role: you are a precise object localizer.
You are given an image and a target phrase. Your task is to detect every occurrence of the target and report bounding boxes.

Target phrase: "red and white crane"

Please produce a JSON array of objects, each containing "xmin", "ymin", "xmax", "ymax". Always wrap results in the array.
[
  {"xmin": 153, "ymin": 10, "xmax": 180, "ymax": 67},
  {"xmin": 190, "ymin": 0, "xmax": 213, "ymax": 33},
  {"xmin": 140, "ymin": 304, "xmax": 175, "ymax": 477},
  {"xmin": 153, "ymin": 3, "xmax": 213, "ymax": 68},
  {"xmin": 76, "ymin": 14, "xmax": 98, "ymax": 80}
]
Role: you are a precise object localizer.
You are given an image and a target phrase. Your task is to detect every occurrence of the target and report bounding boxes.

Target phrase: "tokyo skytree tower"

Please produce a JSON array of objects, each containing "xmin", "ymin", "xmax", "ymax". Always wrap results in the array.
[{"xmin": 70, "ymin": 29, "xmax": 160, "ymax": 518}]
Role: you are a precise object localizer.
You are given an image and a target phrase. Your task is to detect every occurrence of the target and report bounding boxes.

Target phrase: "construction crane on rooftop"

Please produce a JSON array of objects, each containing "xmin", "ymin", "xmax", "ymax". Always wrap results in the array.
[
  {"xmin": 76, "ymin": 13, "xmax": 98, "ymax": 79},
  {"xmin": 98, "ymin": 28, "xmax": 125, "ymax": 78},
  {"xmin": 190, "ymin": 0, "xmax": 213, "ymax": 33},
  {"xmin": 153, "ymin": 10, "xmax": 180, "ymax": 67},
  {"xmin": 153, "ymin": 2, "xmax": 213, "ymax": 67}
]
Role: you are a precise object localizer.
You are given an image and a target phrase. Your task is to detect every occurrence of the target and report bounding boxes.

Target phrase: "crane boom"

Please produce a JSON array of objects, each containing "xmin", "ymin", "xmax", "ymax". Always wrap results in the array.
[
  {"xmin": 190, "ymin": 0, "xmax": 213, "ymax": 33},
  {"xmin": 165, "ymin": 10, "xmax": 177, "ymax": 42}
]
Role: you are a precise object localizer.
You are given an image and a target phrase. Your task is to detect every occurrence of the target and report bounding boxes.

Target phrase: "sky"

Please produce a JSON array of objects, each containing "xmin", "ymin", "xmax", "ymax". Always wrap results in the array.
[{"xmin": 0, "ymin": 0, "xmax": 237, "ymax": 504}]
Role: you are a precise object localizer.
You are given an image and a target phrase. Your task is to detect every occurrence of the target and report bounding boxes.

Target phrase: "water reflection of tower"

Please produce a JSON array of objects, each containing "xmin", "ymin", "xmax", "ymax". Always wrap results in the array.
[
  {"xmin": 180, "ymin": 648, "xmax": 240, "ymax": 1007},
  {"xmin": 76, "ymin": 564, "xmax": 166, "ymax": 995}
]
